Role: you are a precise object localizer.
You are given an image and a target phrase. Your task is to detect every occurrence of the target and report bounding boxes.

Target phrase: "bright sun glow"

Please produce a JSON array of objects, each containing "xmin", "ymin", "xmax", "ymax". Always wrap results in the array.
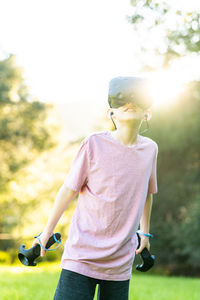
[
  {"xmin": 148, "ymin": 69, "xmax": 187, "ymax": 107},
  {"xmin": 0, "ymin": 0, "xmax": 199, "ymax": 106}
]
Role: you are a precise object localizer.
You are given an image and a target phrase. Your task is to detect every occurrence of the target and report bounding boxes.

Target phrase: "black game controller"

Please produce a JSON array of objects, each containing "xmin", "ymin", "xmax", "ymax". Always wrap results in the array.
[
  {"xmin": 18, "ymin": 232, "xmax": 61, "ymax": 266},
  {"xmin": 136, "ymin": 232, "xmax": 155, "ymax": 272}
]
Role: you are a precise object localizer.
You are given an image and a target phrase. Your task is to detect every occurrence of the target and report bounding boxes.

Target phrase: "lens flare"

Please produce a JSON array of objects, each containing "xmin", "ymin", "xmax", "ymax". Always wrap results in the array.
[{"xmin": 148, "ymin": 70, "xmax": 187, "ymax": 107}]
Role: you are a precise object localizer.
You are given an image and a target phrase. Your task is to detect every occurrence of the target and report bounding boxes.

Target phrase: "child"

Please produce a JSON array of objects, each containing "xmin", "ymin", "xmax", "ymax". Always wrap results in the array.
[{"xmin": 32, "ymin": 76, "xmax": 158, "ymax": 300}]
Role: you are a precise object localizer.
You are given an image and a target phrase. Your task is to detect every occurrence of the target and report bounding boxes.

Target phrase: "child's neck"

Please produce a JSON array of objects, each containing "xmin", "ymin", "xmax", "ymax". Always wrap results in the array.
[{"xmin": 111, "ymin": 126, "xmax": 139, "ymax": 147}]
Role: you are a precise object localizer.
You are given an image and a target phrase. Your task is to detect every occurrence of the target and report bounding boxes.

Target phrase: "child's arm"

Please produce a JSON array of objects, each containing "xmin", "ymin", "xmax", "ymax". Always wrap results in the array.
[
  {"xmin": 136, "ymin": 193, "xmax": 153, "ymax": 255},
  {"xmin": 32, "ymin": 184, "xmax": 78, "ymax": 256},
  {"xmin": 139, "ymin": 192, "xmax": 153, "ymax": 234}
]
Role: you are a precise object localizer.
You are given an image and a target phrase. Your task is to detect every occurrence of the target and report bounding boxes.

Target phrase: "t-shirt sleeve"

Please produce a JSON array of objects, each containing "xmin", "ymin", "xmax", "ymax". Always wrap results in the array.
[
  {"xmin": 148, "ymin": 145, "xmax": 158, "ymax": 194},
  {"xmin": 63, "ymin": 139, "xmax": 90, "ymax": 193}
]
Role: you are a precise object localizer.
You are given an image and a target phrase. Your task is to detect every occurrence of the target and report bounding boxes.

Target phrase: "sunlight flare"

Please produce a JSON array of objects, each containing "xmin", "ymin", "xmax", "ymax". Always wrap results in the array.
[{"xmin": 149, "ymin": 69, "xmax": 187, "ymax": 107}]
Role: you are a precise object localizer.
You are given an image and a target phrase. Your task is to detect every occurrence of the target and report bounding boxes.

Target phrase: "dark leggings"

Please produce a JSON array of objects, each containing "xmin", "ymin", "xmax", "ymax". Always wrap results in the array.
[{"xmin": 53, "ymin": 269, "xmax": 130, "ymax": 300}]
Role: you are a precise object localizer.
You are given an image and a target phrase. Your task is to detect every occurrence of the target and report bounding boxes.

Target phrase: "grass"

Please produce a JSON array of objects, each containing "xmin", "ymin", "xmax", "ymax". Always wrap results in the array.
[{"xmin": 0, "ymin": 263, "xmax": 200, "ymax": 300}]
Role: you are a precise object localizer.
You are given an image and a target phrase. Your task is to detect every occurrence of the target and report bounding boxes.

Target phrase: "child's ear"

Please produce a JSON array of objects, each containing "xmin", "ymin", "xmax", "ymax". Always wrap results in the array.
[
  {"xmin": 107, "ymin": 108, "xmax": 114, "ymax": 119},
  {"xmin": 144, "ymin": 110, "xmax": 152, "ymax": 121}
]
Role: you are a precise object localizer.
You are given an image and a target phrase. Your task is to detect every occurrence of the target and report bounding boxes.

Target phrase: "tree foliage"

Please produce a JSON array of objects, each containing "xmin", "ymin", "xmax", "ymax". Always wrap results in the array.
[
  {"xmin": 145, "ymin": 81, "xmax": 200, "ymax": 273},
  {"xmin": 0, "ymin": 54, "xmax": 59, "ymax": 241},
  {"xmin": 127, "ymin": 0, "xmax": 200, "ymax": 68}
]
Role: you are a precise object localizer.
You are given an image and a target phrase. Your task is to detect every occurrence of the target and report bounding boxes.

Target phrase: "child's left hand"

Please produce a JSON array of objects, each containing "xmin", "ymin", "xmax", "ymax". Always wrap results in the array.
[{"xmin": 136, "ymin": 236, "xmax": 150, "ymax": 255}]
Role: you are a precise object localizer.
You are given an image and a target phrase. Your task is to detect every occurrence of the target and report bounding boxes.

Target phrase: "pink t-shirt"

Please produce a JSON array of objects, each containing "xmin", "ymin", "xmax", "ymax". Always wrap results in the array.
[{"xmin": 61, "ymin": 130, "xmax": 158, "ymax": 281}]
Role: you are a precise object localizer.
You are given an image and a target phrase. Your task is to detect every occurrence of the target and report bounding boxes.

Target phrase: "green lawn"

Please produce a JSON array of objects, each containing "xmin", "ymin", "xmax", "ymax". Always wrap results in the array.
[{"xmin": 0, "ymin": 263, "xmax": 199, "ymax": 300}]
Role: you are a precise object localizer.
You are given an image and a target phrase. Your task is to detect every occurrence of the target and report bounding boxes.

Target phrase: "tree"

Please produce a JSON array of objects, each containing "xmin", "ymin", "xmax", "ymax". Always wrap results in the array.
[
  {"xmin": 0, "ymin": 54, "xmax": 59, "ymax": 242},
  {"xmin": 127, "ymin": 0, "xmax": 200, "ymax": 68}
]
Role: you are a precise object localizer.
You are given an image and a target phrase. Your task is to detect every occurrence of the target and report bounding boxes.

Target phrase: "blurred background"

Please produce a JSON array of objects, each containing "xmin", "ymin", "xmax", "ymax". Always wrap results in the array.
[{"xmin": 0, "ymin": 0, "xmax": 200, "ymax": 278}]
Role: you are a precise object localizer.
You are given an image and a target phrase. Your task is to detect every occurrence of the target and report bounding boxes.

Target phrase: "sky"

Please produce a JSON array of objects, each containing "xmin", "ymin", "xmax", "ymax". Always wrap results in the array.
[
  {"xmin": 0, "ymin": 0, "xmax": 199, "ymax": 108},
  {"xmin": 0, "ymin": 0, "xmax": 140, "ymax": 105}
]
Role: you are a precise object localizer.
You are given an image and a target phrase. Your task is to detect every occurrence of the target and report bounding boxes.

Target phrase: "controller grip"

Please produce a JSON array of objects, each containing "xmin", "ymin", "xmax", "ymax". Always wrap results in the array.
[
  {"xmin": 18, "ymin": 232, "xmax": 61, "ymax": 266},
  {"xmin": 45, "ymin": 233, "xmax": 61, "ymax": 249},
  {"xmin": 136, "ymin": 232, "xmax": 155, "ymax": 272}
]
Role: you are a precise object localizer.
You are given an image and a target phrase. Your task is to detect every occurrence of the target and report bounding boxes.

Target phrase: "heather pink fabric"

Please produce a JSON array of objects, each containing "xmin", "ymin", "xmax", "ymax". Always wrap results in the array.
[{"xmin": 61, "ymin": 130, "xmax": 158, "ymax": 281}]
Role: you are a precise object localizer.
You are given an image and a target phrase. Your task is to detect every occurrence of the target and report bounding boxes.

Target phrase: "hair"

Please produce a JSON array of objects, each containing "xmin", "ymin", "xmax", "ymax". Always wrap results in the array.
[{"xmin": 108, "ymin": 76, "xmax": 154, "ymax": 110}]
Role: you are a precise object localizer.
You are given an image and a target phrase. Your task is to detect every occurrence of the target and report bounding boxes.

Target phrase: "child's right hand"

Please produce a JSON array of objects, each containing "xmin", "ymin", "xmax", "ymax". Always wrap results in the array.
[{"xmin": 32, "ymin": 231, "xmax": 53, "ymax": 257}]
